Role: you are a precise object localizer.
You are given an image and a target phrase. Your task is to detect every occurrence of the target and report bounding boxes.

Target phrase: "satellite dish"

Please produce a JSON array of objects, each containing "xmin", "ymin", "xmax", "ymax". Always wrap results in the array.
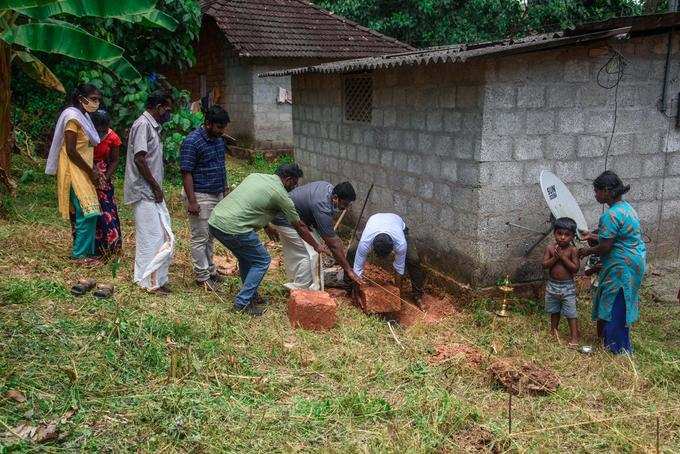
[{"xmin": 539, "ymin": 170, "xmax": 588, "ymax": 237}]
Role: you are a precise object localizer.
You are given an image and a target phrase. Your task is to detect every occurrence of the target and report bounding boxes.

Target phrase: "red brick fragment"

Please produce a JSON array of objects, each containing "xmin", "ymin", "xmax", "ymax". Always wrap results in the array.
[
  {"xmin": 288, "ymin": 289, "xmax": 337, "ymax": 331},
  {"xmin": 354, "ymin": 284, "xmax": 401, "ymax": 314}
]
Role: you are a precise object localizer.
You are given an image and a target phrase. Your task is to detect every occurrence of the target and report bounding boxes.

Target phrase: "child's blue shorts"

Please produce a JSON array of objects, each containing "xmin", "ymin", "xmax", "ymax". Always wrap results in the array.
[{"xmin": 545, "ymin": 279, "xmax": 577, "ymax": 319}]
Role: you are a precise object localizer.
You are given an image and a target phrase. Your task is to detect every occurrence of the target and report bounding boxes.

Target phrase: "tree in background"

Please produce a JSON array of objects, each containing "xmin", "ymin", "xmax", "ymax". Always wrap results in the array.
[
  {"xmin": 0, "ymin": 0, "xmax": 178, "ymax": 193},
  {"xmin": 313, "ymin": 0, "xmax": 647, "ymax": 48},
  {"xmin": 74, "ymin": 0, "xmax": 201, "ymax": 139}
]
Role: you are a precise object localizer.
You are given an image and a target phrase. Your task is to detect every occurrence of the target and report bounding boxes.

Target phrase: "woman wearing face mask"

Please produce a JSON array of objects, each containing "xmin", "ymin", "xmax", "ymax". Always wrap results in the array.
[{"xmin": 45, "ymin": 83, "xmax": 104, "ymax": 265}]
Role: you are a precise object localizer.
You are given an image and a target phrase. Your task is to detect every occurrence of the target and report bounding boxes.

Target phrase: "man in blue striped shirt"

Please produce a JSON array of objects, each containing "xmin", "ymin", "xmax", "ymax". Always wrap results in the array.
[{"xmin": 180, "ymin": 105, "xmax": 231, "ymax": 290}]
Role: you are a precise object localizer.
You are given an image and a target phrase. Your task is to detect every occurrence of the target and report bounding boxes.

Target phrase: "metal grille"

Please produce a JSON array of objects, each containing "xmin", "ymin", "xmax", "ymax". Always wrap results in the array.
[{"xmin": 344, "ymin": 76, "xmax": 372, "ymax": 122}]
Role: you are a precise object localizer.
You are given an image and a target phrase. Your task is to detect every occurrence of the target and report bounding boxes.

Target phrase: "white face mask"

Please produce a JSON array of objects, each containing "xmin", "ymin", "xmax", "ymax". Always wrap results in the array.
[{"xmin": 81, "ymin": 96, "xmax": 100, "ymax": 113}]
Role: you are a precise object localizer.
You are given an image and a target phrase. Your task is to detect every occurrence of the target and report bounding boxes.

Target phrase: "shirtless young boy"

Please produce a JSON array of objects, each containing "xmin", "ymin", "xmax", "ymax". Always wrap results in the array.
[{"xmin": 542, "ymin": 217, "xmax": 581, "ymax": 347}]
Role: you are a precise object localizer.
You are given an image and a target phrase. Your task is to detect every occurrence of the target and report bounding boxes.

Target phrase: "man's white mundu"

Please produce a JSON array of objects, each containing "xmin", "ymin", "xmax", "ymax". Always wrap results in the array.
[
  {"xmin": 133, "ymin": 201, "xmax": 175, "ymax": 289},
  {"xmin": 274, "ymin": 225, "xmax": 323, "ymax": 291}
]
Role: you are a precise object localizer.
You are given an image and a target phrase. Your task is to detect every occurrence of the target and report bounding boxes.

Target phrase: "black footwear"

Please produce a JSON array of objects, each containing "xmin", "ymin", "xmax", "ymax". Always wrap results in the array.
[
  {"xmin": 209, "ymin": 273, "xmax": 225, "ymax": 283},
  {"xmin": 234, "ymin": 304, "xmax": 265, "ymax": 316},
  {"xmin": 198, "ymin": 276, "xmax": 222, "ymax": 291},
  {"xmin": 252, "ymin": 294, "xmax": 270, "ymax": 306}
]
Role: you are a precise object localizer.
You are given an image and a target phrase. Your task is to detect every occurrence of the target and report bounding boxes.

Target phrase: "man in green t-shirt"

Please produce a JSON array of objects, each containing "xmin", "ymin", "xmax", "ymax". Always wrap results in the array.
[{"xmin": 208, "ymin": 164, "xmax": 329, "ymax": 316}]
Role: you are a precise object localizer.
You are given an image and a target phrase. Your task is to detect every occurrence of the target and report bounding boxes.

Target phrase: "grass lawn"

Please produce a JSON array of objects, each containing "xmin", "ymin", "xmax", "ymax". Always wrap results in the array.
[{"xmin": 1, "ymin": 156, "xmax": 680, "ymax": 452}]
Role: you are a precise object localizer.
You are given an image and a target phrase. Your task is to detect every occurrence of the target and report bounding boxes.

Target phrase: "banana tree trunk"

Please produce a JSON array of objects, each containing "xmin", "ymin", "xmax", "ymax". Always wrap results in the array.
[{"xmin": 0, "ymin": 41, "xmax": 15, "ymax": 194}]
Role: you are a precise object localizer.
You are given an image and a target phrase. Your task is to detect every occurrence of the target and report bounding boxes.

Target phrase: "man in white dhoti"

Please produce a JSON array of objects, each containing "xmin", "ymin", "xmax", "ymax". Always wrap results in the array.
[
  {"xmin": 123, "ymin": 91, "xmax": 175, "ymax": 293},
  {"xmin": 267, "ymin": 181, "xmax": 363, "ymax": 290}
]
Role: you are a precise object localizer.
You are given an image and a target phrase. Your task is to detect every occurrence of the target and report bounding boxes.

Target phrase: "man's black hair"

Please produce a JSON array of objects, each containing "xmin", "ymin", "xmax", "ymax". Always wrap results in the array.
[
  {"xmin": 69, "ymin": 83, "xmax": 100, "ymax": 108},
  {"xmin": 593, "ymin": 170, "xmax": 630, "ymax": 198},
  {"xmin": 205, "ymin": 105, "xmax": 230, "ymax": 125},
  {"xmin": 553, "ymin": 217, "xmax": 577, "ymax": 234},
  {"xmin": 91, "ymin": 109, "xmax": 110, "ymax": 130},
  {"xmin": 275, "ymin": 163, "xmax": 304, "ymax": 179},
  {"xmin": 146, "ymin": 90, "xmax": 172, "ymax": 108},
  {"xmin": 332, "ymin": 181, "xmax": 356, "ymax": 202},
  {"xmin": 372, "ymin": 233, "xmax": 394, "ymax": 258}
]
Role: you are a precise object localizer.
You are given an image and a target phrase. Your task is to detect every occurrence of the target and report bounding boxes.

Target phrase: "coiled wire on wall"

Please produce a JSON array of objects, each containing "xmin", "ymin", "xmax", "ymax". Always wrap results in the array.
[{"xmin": 596, "ymin": 49, "xmax": 626, "ymax": 171}]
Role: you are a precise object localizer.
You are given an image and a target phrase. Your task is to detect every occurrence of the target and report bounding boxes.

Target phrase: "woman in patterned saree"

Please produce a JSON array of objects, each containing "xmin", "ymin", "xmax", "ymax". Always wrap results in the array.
[
  {"xmin": 91, "ymin": 110, "xmax": 123, "ymax": 256},
  {"xmin": 579, "ymin": 171, "xmax": 646, "ymax": 354}
]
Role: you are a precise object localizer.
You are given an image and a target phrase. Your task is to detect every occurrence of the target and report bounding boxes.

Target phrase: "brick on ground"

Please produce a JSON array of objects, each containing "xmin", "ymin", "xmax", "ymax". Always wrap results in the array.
[
  {"xmin": 354, "ymin": 284, "xmax": 402, "ymax": 314},
  {"xmin": 288, "ymin": 289, "xmax": 337, "ymax": 331}
]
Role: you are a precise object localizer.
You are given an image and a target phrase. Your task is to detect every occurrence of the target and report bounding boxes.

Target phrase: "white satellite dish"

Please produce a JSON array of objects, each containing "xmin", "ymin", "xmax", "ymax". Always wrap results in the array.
[{"xmin": 539, "ymin": 170, "xmax": 588, "ymax": 237}]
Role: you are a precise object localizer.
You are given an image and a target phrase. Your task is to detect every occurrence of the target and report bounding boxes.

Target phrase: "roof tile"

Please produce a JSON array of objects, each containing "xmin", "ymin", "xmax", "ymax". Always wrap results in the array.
[{"xmin": 200, "ymin": 0, "xmax": 414, "ymax": 58}]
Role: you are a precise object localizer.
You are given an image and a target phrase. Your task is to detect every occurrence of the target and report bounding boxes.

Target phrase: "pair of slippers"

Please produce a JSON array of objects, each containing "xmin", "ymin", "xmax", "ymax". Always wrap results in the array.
[{"xmin": 70, "ymin": 278, "xmax": 114, "ymax": 298}]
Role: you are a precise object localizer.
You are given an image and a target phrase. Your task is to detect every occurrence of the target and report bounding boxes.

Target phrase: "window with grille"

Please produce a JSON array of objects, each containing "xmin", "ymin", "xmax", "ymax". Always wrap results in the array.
[{"xmin": 344, "ymin": 76, "xmax": 372, "ymax": 123}]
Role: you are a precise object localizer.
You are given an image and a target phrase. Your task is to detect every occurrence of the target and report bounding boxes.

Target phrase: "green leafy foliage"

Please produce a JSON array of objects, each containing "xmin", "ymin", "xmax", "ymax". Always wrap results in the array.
[
  {"xmin": 78, "ymin": 67, "xmax": 151, "ymax": 135},
  {"xmin": 163, "ymin": 104, "xmax": 204, "ymax": 163},
  {"xmin": 10, "ymin": 0, "xmax": 201, "ymax": 157},
  {"xmin": 10, "ymin": 60, "xmax": 82, "ymax": 149},
  {"xmin": 313, "ymin": 0, "xmax": 646, "ymax": 48},
  {"xmin": 249, "ymin": 153, "xmax": 294, "ymax": 174},
  {"xmin": 80, "ymin": 0, "xmax": 201, "ymax": 73}
]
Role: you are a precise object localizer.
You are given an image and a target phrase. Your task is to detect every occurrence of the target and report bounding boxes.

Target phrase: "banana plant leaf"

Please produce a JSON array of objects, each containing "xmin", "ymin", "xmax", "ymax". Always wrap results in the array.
[
  {"xmin": 16, "ymin": 0, "xmax": 159, "ymax": 21},
  {"xmin": 0, "ymin": 0, "xmax": 59, "ymax": 9},
  {"xmin": 100, "ymin": 55, "xmax": 141, "ymax": 81},
  {"xmin": 114, "ymin": 10, "xmax": 178, "ymax": 31},
  {"xmin": 1, "ymin": 22, "xmax": 124, "ymax": 61},
  {"xmin": 13, "ymin": 50, "xmax": 65, "ymax": 92}
]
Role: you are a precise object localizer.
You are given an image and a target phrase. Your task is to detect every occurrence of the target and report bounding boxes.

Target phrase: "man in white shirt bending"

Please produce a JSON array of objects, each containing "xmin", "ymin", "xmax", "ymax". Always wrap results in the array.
[{"xmin": 347, "ymin": 213, "xmax": 425, "ymax": 306}]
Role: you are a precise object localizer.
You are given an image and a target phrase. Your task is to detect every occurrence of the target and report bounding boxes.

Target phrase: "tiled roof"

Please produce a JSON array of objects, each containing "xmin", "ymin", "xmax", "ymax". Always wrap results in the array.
[
  {"xmin": 200, "ymin": 0, "xmax": 414, "ymax": 58},
  {"xmin": 260, "ymin": 12, "xmax": 680, "ymax": 77}
]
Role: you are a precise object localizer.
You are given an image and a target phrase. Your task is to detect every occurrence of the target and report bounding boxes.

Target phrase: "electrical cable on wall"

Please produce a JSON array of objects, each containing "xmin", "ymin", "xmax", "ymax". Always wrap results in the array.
[{"xmin": 596, "ymin": 49, "xmax": 626, "ymax": 171}]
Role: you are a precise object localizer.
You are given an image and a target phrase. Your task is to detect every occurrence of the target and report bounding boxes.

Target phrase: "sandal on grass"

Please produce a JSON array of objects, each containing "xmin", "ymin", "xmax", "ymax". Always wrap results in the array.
[
  {"xmin": 71, "ymin": 278, "xmax": 96, "ymax": 296},
  {"xmin": 93, "ymin": 283, "xmax": 114, "ymax": 299},
  {"xmin": 148, "ymin": 284, "xmax": 172, "ymax": 296}
]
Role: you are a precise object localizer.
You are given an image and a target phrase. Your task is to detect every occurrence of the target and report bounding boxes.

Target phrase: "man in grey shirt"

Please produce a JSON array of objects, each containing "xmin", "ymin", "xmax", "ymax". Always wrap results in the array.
[
  {"xmin": 268, "ymin": 181, "xmax": 362, "ymax": 289},
  {"xmin": 123, "ymin": 91, "xmax": 175, "ymax": 293}
]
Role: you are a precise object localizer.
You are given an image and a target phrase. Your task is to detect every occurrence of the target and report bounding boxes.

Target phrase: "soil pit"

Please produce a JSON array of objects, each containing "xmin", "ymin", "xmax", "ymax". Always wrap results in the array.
[
  {"xmin": 488, "ymin": 359, "xmax": 560, "ymax": 396},
  {"xmin": 429, "ymin": 343, "xmax": 484, "ymax": 368},
  {"xmin": 459, "ymin": 426, "xmax": 499, "ymax": 453},
  {"xmin": 287, "ymin": 289, "xmax": 337, "ymax": 331},
  {"xmin": 420, "ymin": 294, "xmax": 457, "ymax": 320},
  {"xmin": 388, "ymin": 294, "xmax": 458, "ymax": 328},
  {"xmin": 354, "ymin": 284, "xmax": 401, "ymax": 314}
]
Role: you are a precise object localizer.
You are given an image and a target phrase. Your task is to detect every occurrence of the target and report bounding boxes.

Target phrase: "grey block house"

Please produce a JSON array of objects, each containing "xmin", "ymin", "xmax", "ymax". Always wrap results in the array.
[
  {"xmin": 263, "ymin": 13, "xmax": 680, "ymax": 286},
  {"xmin": 165, "ymin": 0, "xmax": 413, "ymax": 149}
]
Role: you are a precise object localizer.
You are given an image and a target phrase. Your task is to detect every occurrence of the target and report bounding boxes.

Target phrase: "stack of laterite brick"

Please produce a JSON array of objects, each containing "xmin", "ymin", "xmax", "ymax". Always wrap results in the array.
[{"xmin": 287, "ymin": 289, "xmax": 337, "ymax": 331}]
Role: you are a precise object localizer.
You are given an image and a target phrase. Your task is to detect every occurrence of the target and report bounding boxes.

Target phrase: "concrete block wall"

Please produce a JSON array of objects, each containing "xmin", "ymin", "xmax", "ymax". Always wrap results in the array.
[
  {"xmin": 224, "ymin": 55, "xmax": 254, "ymax": 142},
  {"xmin": 477, "ymin": 33, "xmax": 680, "ymax": 283},
  {"xmin": 252, "ymin": 61, "xmax": 294, "ymax": 148},
  {"xmin": 292, "ymin": 63, "xmax": 488, "ymax": 282},
  {"xmin": 162, "ymin": 19, "xmax": 254, "ymax": 141},
  {"xmin": 291, "ymin": 32, "xmax": 680, "ymax": 286}
]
